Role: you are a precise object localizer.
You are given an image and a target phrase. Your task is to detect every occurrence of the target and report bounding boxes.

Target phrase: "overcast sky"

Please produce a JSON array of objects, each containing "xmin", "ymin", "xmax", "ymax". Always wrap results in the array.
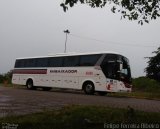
[{"xmin": 0, "ymin": 0, "xmax": 160, "ymax": 77}]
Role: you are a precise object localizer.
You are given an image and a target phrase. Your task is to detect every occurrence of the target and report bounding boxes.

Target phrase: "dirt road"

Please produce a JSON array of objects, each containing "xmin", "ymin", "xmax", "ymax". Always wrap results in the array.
[{"xmin": 0, "ymin": 86, "xmax": 160, "ymax": 117}]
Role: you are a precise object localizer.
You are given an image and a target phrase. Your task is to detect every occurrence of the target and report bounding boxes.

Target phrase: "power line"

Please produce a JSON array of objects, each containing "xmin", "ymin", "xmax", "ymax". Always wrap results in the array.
[{"xmin": 70, "ymin": 33, "xmax": 158, "ymax": 48}]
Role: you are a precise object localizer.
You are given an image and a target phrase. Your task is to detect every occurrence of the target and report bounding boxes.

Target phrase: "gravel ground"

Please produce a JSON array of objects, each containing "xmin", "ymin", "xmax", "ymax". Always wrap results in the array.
[{"xmin": 0, "ymin": 85, "xmax": 160, "ymax": 117}]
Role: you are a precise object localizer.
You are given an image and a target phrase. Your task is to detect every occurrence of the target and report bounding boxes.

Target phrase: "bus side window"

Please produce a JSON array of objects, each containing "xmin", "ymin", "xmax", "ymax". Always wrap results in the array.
[
  {"xmin": 35, "ymin": 58, "xmax": 48, "ymax": 67},
  {"xmin": 48, "ymin": 57, "xmax": 63, "ymax": 67},
  {"xmin": 80, "ymin": 54, "xmax": 101, "ymax": 66},
  {"xmin": 25, "ymin": 59, "xmax": 36, "ymax": 67},
  {"xmin": 63, "ymin": 56, "xmax": 79, "ymax": 67},
  {"xmin": 15, "ymin": 59, "xmax": 25, "ymax": 68}
]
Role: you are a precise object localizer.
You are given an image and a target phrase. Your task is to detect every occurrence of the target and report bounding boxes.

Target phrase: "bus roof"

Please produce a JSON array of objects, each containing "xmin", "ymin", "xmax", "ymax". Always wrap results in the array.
[{"xmin": 16, "ymin": 51, "xmax": 121, "ymax": 59}]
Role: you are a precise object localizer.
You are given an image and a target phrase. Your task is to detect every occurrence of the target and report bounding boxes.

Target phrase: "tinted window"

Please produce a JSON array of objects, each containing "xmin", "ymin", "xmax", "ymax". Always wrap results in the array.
[
  {"xmin": 35, "ymin": 58, "xmax": 48, "ymax": 67},
  {"xmin": 15, "ymin": 59, "xmax": 25, "ymax": 68},
  {"xmin": 14, "ymin": 54, "xmax": 102, "ymax": 68},
  {"xmin": 25, "ymin": 59, "xmax": 36, "ymax": 67},
  {"xmin": 15, "ymin": 60, "xmax": 20, "ymax": 68},
  {"xmin": 48, "ymin": 57, "xmax": 63, "ymax": 67},
  {"xmin": 102, "ymin": 54, "xmax": 117, "ymax": 63},
  {"xmin": 100, "ymin": 54, "xmax": 119, "ymax": 79},
  {"xmin": 63, "ymin": 56, "xmax": 79, "ymax": 67},
  {"xmin": 80, "ymin": 54, "xmax": 101, "ymax": 66}
]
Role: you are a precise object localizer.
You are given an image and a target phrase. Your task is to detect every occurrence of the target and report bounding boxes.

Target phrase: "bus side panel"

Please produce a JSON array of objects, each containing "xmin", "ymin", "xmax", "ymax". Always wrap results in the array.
[
  {"xmin": 62, "ymin": 76, "xmax": 79, "ymax": 89},
  {"xmin": 77, "ymin": 67, "xmax": 107, "ymax": 92},
  {"xmin": 48, "ymin": 67, "xmax": 79, "ymax": 89},
  {"xmin": 12, "ymin": 74, "xmax": 27, "ymax": 85}
]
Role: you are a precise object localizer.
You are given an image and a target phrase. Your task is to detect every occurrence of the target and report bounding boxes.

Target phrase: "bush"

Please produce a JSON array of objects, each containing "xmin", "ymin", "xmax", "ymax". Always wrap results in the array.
[
  {"xmin": 132, "ymin": 77, "xmax": 160, "ymax": 92},
  {"xmin": 0, "ymin": 74, "xmax": 4, "ymax": 83},
  {"xmin": 0, "ymin": 70, "xmax": 13, "ymax": 84}
]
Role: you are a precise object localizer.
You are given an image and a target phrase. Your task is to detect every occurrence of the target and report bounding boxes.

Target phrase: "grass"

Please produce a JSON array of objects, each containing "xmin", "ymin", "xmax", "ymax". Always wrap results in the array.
[
  {"xmin": 0, "ymin": 105, "xmax": 160, "ymax": 129},
  {"xmin": 132, "ymin": 77, "xmax": 160, "ymax": 92},
  {"xmin": 0, "ymin": 106, "xmax": 160, "ymax": 129},
  {"xmin": 108, "ymin": 91, "xmax": 160, "ymax": 100}
]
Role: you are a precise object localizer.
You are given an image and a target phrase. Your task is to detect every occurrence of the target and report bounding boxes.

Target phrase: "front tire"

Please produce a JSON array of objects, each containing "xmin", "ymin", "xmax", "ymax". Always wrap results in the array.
[{"xmin": 83, "ymin": 82, "xmax": 95, "ymax": 95}]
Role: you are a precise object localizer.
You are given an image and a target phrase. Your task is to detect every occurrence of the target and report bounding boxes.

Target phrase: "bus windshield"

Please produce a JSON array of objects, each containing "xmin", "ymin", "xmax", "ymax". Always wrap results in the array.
[{"xmin": 100, "ymin": 54, "xmax": 131, "ymax": 84}]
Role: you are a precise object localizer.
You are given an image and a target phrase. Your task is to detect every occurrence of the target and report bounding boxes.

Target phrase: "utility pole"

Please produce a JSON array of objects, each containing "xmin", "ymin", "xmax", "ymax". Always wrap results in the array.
[{"xmin": 64, "ymin": 29, "xmax": 70, "ymax": 53}]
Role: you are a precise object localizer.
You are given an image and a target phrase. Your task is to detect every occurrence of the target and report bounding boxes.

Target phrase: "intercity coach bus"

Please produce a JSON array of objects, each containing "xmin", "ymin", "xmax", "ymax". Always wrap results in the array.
[{"xmin": 12, "ymin": 51, "xmax": 132, "ymax": 95}]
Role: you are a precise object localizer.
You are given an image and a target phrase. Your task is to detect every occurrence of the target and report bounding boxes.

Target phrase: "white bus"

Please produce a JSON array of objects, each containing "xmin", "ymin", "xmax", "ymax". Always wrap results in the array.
[{"xmin": 12, "ymin": 51, "xmax": 132, "ymax": 95}]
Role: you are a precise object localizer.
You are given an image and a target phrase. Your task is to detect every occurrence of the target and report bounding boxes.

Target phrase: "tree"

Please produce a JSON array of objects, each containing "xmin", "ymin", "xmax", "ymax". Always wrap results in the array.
[
  {"xmin": 0, "ymin": 74, "xmax": 4, "ymax": 83},
  {"xmin": 145, "ymin": 47, "xmax": 160, "ymax": 81},
  {"xmin": 0, "ymin": 70, "xmax": 13, "ymax": 84},
  {"xmin": 60, "ymin": 0, "xmax": 160, "ymax": 25}
]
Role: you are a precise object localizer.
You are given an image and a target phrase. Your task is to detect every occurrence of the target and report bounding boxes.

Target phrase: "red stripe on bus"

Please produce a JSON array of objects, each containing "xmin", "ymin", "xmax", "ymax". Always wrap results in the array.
[{"xmin": 13, "ymin": 69, "xmax": 47, "ymax": 74}]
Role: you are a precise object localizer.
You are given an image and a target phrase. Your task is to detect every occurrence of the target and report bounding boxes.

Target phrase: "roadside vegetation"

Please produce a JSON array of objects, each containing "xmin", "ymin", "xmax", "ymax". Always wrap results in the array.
[
  {"xmin": 0, "ymin": 70, "xmax": 12, "ymax": 85},
  {"xmin": 109, "ymin": 77, "xmax": 160, "ymax": 100},
  {"xmin": 0, "ymin": 105, "xmax": 160, "ymax": 129},
  {"xmin": 132, "ymin": 77, "xmax": 160, "ymax": 92}
]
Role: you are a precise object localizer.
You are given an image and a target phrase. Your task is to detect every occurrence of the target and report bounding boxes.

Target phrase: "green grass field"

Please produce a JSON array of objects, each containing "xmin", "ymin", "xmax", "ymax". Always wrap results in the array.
[
  {"xmin": 0, "ymin": 105, "xmax": 160, "ymax": 129},
  {"xmin": 108, "ymin": 91, "xmax": 160, "ymax": 100}
]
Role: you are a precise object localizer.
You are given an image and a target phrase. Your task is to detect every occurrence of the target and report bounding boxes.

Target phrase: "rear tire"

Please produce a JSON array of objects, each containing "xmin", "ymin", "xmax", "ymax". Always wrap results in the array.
[
  {"xmin": 83, "ymin": 82, "xmax": 95, "ymax": 95},
  {"xmin": 26, "ymin": 79, "xmax": 35, "ymax": 90}
]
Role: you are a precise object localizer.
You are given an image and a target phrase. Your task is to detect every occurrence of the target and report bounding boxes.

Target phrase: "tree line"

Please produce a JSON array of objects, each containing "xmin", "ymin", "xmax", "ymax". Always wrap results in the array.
[
  {"xmin": 0, "ymin": 70, "xmax": 12, "ymax": 84},
  {"xmin": 145, "ymin": 46, "xmax": 160, "ymax": 81}
]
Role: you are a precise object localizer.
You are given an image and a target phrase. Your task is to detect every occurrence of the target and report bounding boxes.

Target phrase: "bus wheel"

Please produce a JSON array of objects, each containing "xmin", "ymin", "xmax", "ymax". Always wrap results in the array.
[
  {"xmin": 26, "ymin": 79, "xmax": 34, "ymax": 90},
  {"xmin": 83, "ymin": 82, "xmax": 95, "ymax": 95}
]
